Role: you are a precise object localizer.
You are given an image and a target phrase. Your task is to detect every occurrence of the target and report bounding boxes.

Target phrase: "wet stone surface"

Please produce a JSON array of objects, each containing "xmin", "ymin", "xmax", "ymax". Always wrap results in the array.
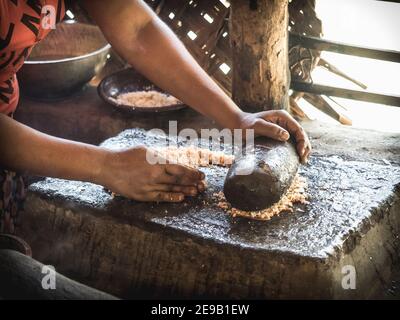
[{"xmin": 29, "ymin": 129, "xmax": 400, "ymax": 260}]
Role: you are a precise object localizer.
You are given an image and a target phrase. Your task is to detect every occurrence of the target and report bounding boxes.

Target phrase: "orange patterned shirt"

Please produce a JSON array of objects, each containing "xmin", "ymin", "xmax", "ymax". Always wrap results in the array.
[{"xmin": 0, "ymin": 0, "xmax": 65, "ymax": 114}]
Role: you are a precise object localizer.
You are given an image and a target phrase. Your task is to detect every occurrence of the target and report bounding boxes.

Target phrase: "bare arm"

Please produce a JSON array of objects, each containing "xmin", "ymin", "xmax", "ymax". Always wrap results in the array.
[
  {"xmin": 0, "ymin": 114, "xmax": 204, "ymax": 202},
  {"xmin": 82, "ymin": 0, "xmax": 311, "ymax": 162},
  {"xmin": 0, "ymin": 113, "xmax": 105, "ymax": 181}
]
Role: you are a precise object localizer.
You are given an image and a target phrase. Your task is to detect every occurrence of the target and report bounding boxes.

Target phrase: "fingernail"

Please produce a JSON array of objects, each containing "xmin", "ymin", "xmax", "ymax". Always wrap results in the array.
[
  {"xmin": 198, "ymin": 181, "xmax": 207, "ymax": 192},
  {"xmin": 281, "ymin": 131, "xmax": 290, "ymax": 140}
]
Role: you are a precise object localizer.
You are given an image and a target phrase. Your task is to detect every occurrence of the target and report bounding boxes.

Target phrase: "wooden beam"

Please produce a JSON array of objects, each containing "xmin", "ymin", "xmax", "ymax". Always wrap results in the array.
[
  {"xmin": 289, "ymin": 33, "xmax": 400, "ymax": 63},
  {"xmin": 291, "ymin": 80, "xmax": 400, "ymax": 106}
]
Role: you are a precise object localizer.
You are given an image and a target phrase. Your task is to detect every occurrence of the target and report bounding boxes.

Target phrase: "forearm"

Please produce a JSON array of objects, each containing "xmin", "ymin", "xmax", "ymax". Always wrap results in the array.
[
  {"xmin": 0, "ymin": 114, "xmax": 106, "ymax": 183},
  {"xmin": 128, "ymin": 20, "xmax": 242, "ymax": 128},
  {"xmin": 84, "ymin": 0, "xmax": 243, "ymax": 129}
]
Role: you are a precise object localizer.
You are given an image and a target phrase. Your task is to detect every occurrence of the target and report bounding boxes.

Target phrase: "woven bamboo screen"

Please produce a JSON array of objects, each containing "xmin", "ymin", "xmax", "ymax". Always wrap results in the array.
[{"xmin": 145, "ymin": 0, "xmax": 322, "ymax": 94}]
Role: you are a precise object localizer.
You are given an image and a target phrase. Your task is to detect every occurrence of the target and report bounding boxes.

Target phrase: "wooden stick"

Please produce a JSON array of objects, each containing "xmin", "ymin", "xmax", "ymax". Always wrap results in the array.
[
  {"xmin": 318, "ymin": 58, "xmax": 368, "ymax": 90},
  {"xmin": 303, "ymin": 93, "xmax": 352, "ymax": 125},
  {"xmin": 289, "ymin": 96, "xmax": 309, "ymax": 119}
]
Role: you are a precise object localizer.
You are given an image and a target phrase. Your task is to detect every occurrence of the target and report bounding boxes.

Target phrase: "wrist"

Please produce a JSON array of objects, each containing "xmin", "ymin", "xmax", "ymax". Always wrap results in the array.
[
  {"xmin": 93, "ymin": 146, "xmax": 146, "ymax": 188},
  {"xmin": 91, "ymin": 147, "xmax": 114, "ymax": 187},
  {"xmin": 226, "ymin": 110, "xmax": 252, "ymax": 130},
  {"xmin": 217, "ymin": 107, "xmax": 246, "ymax": 130}
]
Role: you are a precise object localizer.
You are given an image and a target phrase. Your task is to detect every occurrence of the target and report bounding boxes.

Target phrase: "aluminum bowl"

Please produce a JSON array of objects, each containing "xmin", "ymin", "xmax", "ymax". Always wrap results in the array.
[{"xmin": 18, "ymin": 21, "xmax": 111, "ymax": 100}]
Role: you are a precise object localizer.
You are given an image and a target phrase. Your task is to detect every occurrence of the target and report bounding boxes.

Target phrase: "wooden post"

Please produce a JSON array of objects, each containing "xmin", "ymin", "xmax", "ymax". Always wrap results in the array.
[{"xmin": 230, "ymin": 0, "xmax": 290, "ymax": 112}]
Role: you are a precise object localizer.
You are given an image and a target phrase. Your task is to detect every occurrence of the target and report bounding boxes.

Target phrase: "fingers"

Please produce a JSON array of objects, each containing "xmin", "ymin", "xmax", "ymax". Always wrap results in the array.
[
  {"xmin": 260, "ymin": 110, "xmax": 300, "ymax": 140},
  {"xmin": 154, "ymin": 184, "xmax": 199, "ymax": 196},
  {"xmin": 145, "ymin": 191, "xmax": 185, "ymax": 203},
  {"xmin": 131, "ymin": 180, "xmax": 207, "ymax": 203},
  {"xmin": 296, "ymin": 138, "xmax": 311, "ymax": 164},
  {"xmin": 296, "ymin": 133, "xmax": 311, "ymax": 164},
  {"xmin": 259, "ymin": 110, "xmax": 312, "ymax": 163},
  {"xmin": 141, "ymin": 177, "xmax": 207, "ymax": 202},
  {"xmin": 304, "ymin": 144, "xmax": 311, "ymax": 163},
  {"xmin": 163, "ymin": 164, "xmax": 205, "ymax": 186},
  {"xmin": 197, "ymin": 180, "xmax": 207, "ymax": 193},
  {"xmin": 253, "ymin": 119, "xmax": 290, "ymax": 142}
]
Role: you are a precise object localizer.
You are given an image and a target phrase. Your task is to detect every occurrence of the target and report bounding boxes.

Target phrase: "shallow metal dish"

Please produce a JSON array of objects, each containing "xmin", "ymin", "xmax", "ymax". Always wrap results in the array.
[
  {"xmin": 98, "ymin": 68, "xmax": 187, "ymax": 113},
  {"xmin": 18, "ymin": 21, "xmax": 111, "ymax": 100}
]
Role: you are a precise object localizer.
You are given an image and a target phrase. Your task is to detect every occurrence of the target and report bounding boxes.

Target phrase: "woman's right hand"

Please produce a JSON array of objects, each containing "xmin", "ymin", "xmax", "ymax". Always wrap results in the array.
[{"xmin": 98, "ymin": 146, "xmax": 206, "ymax": 202}]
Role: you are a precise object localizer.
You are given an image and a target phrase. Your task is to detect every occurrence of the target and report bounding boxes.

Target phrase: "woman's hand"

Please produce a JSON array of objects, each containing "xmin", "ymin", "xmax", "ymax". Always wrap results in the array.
[
  {"xmin": 237, "ymin": 110, "xmax": 312, "ymax": 164},
  {"xmin": 98, "ymin": 146, "xmax": 206, "ymax": 202}
]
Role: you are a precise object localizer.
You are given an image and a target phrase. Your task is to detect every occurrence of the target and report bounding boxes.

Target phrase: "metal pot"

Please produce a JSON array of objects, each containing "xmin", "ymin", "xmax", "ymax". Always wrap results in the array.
[{"xmin": 18, "ymin": 21, "xmax": 111, "ymax": 100}]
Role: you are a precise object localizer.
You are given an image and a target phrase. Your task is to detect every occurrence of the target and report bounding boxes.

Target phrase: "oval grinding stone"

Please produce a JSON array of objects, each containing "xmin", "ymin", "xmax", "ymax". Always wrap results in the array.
[{"xmin": 223, "ymin": 138, "xmax": 300, "ymax": 211}]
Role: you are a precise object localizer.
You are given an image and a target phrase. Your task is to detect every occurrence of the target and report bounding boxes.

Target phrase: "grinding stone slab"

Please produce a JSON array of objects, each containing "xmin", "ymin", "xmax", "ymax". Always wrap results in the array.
[
  {"xmin": 24, "ymin": 128, "xmax": 400, "ymax": 298},
  {"xmin": 28, "ymin": 129, "xmax": 400, "ymax": 258}
]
